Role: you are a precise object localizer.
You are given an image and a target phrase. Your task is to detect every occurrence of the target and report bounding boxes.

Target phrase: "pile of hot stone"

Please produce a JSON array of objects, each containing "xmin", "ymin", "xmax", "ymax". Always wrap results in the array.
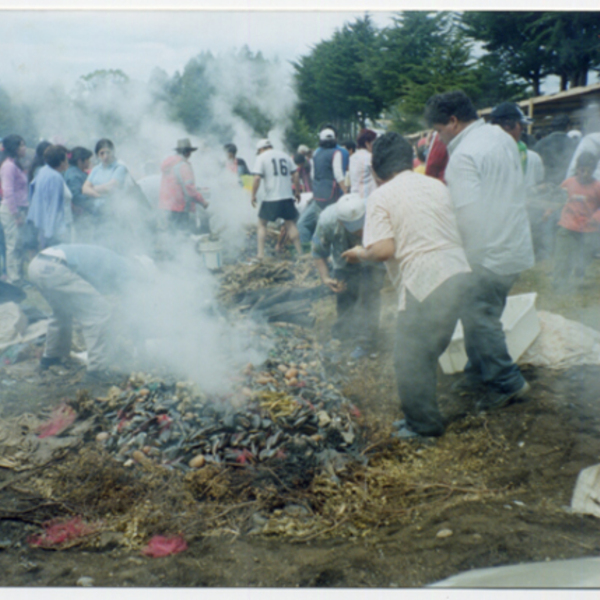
[{"xmin": 93, "ymin": 324, "xmax": 365, "ymax": 486}]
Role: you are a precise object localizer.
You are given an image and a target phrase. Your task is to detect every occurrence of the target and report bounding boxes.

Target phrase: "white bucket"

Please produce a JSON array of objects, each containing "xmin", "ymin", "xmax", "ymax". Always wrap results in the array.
[{"xmin": 196, "ymin": 236, "xmax": 223, "ymax": 270}]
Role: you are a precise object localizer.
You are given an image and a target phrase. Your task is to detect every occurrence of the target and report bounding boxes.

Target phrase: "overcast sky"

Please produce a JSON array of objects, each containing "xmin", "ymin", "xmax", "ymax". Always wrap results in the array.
[
  {"xmin": 0, "ymin": 9, "xmax": 398, "ymax": 91},
  {"xmin": 0, "ymin": 2, "xmax": 597, "ymax": 94}
]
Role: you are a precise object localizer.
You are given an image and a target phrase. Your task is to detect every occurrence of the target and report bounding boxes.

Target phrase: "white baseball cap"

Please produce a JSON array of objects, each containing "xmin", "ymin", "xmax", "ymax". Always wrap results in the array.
[
  {"xmin": 336, "ymin": 193, "xmax": 366, "ymax": 232},
  {"xmin": 256, "ymin": 138, "xmax": 272, "ymax": 152},
  {"xmin": 319, "ymin": 128, "xmax": 336, "ymax": 142}
]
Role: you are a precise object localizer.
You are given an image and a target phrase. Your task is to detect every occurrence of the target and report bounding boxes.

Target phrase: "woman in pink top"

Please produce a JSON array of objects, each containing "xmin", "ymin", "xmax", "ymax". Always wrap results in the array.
[{"xmin": 0, "ymin": 134, "xmax": 29, "ymax": 283}]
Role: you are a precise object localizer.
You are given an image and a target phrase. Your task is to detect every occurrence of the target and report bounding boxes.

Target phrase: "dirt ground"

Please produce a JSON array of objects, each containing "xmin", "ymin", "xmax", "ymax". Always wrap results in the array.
[{"xmin": 1, "ymin": 256, "xmax": 600, "ymax": 588}]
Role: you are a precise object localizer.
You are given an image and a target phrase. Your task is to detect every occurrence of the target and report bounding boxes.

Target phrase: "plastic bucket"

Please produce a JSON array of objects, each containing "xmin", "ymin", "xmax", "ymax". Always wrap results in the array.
[{"xmin": 196, "ymin": 237, "xmax": 223, "ymax": 270}]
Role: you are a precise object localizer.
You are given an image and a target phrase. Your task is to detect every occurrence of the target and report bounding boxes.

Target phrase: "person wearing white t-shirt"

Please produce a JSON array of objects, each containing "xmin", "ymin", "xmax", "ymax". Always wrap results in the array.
[{"xmin": 251, "ymin": 139, "xmax": 302, "ymax": 261}]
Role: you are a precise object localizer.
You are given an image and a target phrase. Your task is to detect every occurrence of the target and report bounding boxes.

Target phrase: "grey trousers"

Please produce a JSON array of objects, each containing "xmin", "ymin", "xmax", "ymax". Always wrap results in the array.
[
  {"xmin": 0, "ymin": 205, "xmax": 24, "ymax": 283},
  {"xmin": 28, "ymin": 256, "xmax": 112, "ymax": 371}
]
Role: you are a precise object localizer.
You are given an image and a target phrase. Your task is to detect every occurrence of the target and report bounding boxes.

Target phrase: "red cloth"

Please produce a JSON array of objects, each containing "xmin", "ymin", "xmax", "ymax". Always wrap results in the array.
[
  {"xmin": 159, "ymin": 155, "xmax": 206, "ymax": 213},
  {"xmin": 141, "ymin": 535, "xmax": 188, "ymax": 557},
  {"xmin": 37, "ymin": 402, "xmax": 77, "ymax": 438},
  {"xmin": 425, "ymin": 133, "xmax": 448, "ymax": 183},
  {"xmin": 558, "ymin": 177, "xmax": 600, "ymax": 233},
  {"xmin": 28, "ymin": 517, "xmax": 97, "ymax": 548}
]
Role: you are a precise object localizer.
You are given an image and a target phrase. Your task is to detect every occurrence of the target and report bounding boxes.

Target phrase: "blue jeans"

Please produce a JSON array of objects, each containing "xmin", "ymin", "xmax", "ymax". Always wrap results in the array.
[
  {"xmin": 460, "ymin": 266, "xmax": 526, "ymax": 394},
  {"xmin": 297, "ymin": 201, "xmax": 323, "ymax": 244}
]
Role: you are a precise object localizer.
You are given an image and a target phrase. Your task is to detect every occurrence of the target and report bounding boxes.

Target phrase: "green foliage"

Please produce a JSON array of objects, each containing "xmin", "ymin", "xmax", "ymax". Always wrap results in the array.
[
  {"xmin": 79, "ymin": 69, "xmax": 129, "ymax": 89},
  {"xmin": 460, "ymin": 12, "xmax": 555, "ymax": 96},
  {"xmin": 0, "ymin": 85, "xmax": 38, "ymax": 144},
  {"xmin": 293, "ymin": 15, "xmax": 384, "ymax": 133},
  {"xmin": 165, "ymin": 53, "xmax": 215, "ymax": 134},
  {"xmin": 389, "ymin": 30, "xmax": 479, "ymax": 133},
  {"xmin": 232, "ymin": 100, "xmax": 273, "ymax": 138},
  {"xmin": 284, "ymin": 109, "xmax": 318, "ymax": 154},
  {"xmin": 529, "ymin": 12, "xmax": 600, "ymax": 89},
  {"xmin": 366, "ymin": 11, "xmax": 453, "ymax": 106}
]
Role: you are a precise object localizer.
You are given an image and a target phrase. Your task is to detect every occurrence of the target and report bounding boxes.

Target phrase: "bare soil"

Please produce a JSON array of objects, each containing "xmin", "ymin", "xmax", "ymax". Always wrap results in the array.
[{"xmin": 1, "ymin": 257, "xmax": 600, "ymax": 588}]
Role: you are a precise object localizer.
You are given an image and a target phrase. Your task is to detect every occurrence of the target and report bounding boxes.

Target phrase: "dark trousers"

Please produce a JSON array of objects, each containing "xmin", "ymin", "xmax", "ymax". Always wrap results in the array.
[
  {"xmin": 460, "ymin": 266, "xmax": 525, "ymax": 394},
  {"xmin": 394, "ymin": 274, "xmax": 467, "ymax": 436},
  {"xmin": 169, "ymin": 211, "xmax": 194, "ymax": 233},
  {"xmin": 332, "ymin": 265, "xmax": 385, "ymax": 350}
]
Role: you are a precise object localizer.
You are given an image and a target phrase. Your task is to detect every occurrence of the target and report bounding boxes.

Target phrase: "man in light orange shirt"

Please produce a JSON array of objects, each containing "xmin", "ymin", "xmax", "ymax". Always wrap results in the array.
[{"xmin": 343, "ymin": 132, "xmax": 471, "ymax": 440}]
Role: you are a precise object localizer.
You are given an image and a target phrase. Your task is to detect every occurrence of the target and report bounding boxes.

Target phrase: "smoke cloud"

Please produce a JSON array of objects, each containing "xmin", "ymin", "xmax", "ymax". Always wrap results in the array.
[{"xmin": 8, "ymin": 47, "xmax": 299, "ymax": 393}]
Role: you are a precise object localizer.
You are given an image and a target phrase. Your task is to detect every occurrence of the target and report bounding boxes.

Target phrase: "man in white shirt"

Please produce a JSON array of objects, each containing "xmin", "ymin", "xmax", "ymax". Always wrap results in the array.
[
  {"xmin": 342, "ymin": 132, "xmax": 471, "ymax": 439},
  {"xmin": 424, "ymin": 90, "xmax": 534, "ymax": 409},
  {"xmin": 489, "ymin": 102, "xmax": 546, "ymax": 258},
  {"xmin": 251, "ymin": 138, "xmax": 302, "ymax": 261}
]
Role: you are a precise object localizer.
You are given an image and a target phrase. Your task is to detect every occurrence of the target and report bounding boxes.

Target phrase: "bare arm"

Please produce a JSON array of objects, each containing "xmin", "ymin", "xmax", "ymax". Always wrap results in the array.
[
  {"xmin": 314, "ymin": 257, "xmax": 346, "ymax": 293},
  {"xmin": 292, "ymin": 170, "xmax": 300, "ymax": 202},
  {"xmin": 82, "ymin": 178, "xmax": 102, "ymax": 198},
  {"xmin": 251, "ymin": 175, "xmax": 261, "ymax": 208},
  {"xmin": 341, "ymin": 238, "xmax": 395, "ymax": 264}
]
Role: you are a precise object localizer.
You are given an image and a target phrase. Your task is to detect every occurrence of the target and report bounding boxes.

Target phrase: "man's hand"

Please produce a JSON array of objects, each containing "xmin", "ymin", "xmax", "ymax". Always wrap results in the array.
[
  {"xmin": 14, "ymin": 212, "xmax": 25, "ymax": 226},
  {"xmin": 323, "ymin": 277, "xmax": 346, "ymax": 293},
  {"xmin": 341, "ymin": 245, "xmax": 365, "ymax": 264},
  {"xmin": 251, "ymin": 196, "xmax": 257, "ymax": 208}
]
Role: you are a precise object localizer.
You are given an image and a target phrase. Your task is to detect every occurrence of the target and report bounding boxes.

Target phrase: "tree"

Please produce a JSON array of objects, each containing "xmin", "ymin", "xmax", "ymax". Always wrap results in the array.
[
  {"xmin": 284, "ymin": 109, "xmax": 318, "ymax": 154},
  {"xmin": 460, "ymin": 12, "xmax": 553, "ymax": 96},
  {"xmin": 293, "ymin": 15, "xmax": 384, "ymax": 136},
  {"xmin": 530, "ymin": 12, "xmax": 600, "ymax": 90},
  {"xmin": 165, "ymin": 53, "xmax": 215, "ymax": 134},
  {"xmin": 365, "ymin": 11, "xmax": 453, "ymax": 106},
  {"xmin": 0, "ymin": 85, "xmax": 38, "ymax": 144}
]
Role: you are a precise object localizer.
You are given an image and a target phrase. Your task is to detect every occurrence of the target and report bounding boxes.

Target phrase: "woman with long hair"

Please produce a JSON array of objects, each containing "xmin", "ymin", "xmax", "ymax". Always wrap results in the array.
[
  {"xmin": 0, "ymin": 134, "xmax": 29, "ymax": 283},
  {"xmin": 28, "ymin": 140, "xmax": 52, "ymax": 184}
]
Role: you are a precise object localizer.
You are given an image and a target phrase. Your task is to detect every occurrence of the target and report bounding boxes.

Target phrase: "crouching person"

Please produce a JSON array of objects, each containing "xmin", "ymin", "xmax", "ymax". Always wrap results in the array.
[
  {"xmin": 343, "ymin": 133, "xmax": 471, "ymax": 439},
  {"xmin": 28, "ymin": 244, "xmax": 152, "ymax": 384},
  {"xmin": 312, "ymin": 193, "xmax": 385, "ymax": 359}
]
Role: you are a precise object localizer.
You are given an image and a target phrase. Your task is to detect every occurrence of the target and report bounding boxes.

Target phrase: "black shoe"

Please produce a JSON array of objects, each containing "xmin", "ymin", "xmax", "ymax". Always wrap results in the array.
[
  {"xmin": 391, "ymin": 420, "xmax": 438, "ymax": 442},
  {"xmin": 40, "ymin": 356, "xmax": 63, "ymax": 371},
  {"xmin": 450, "ymin": 376, "xmax": 487, "ymax": 395},
  {"xmin": 477, "ymin": 381, "xmax": 531, "ymax": 412}
]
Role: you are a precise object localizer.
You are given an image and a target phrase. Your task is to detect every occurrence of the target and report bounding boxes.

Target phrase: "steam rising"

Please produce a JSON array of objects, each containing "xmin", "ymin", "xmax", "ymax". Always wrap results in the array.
[{"xmin": 12, "ymin": 50, "xmax": 297, "ymax": 392}]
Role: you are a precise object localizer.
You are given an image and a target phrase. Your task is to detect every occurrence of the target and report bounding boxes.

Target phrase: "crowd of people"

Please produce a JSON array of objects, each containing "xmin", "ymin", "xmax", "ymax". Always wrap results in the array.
[
  {"xmin": 246, "ymin": 91, "xmax": 600, "ymax": 440},
  {"xmin": 2, "ymin": 90, "xmax": 600, "ymax": 432},
  {"xmin": 0, "ymin": 134, "xmax": 221, "ymax": 383}
]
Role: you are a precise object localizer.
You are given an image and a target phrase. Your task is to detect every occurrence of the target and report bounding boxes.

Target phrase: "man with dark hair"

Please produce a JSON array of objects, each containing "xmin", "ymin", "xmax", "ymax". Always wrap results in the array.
[
  {"xmin": 342, "ymin": 132, "xmax": 471, "ymax": 439},
  {"xmin": 27, "ymin": 145, "xmax": 71, "ymax": 248},
  {"xmin": 425, "ymin": 90, "xmax": 534, "ymax": 410},
  {"xmin": 224, "ymin": 143, "xmax": 250, "ymax": 177}
]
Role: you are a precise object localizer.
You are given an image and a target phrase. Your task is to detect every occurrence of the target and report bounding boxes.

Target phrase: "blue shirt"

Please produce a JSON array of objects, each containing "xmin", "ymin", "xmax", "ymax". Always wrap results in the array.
[
  {"xmin": 87, "ymin": 161, "xmax": 127, "ymax": 188},
  {"xmin": 64, "ymin": 165, "xmax": 95, "ymax": 213},
  {"xmin": 27, "ymin": 165, "xmax": 65, "ymax": 240},
  {"xmin": 53, "ymin": 244, "xmax": 138, "ymax": 294}
]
